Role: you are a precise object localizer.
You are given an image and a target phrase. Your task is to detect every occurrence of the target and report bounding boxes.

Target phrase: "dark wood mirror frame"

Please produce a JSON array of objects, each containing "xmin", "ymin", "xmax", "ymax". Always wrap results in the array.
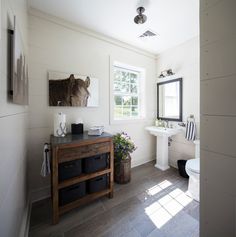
[{"xmin": 157, "ymin": 78, "xmax": 183, "ymax": 122}]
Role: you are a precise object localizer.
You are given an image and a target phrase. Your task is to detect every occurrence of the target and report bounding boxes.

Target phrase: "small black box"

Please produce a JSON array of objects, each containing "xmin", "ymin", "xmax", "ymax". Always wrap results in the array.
[
  {"xmin": 84, "ymin": 154, "xmax": 107, "ymax": 174},
  {"xmin": 87, "ymin": 174, "xmax": 108, "ymax": 194},
  {"xmin": 59, "ymin": 181, "xmax": 86, "ymax": 206},
  {"xmin": 71, "ymin": 123, "xmax": 83, "ymax": 134},
  {"xmin": 59, "ymin": 159, "xmax": 82, "ymax": 182}
]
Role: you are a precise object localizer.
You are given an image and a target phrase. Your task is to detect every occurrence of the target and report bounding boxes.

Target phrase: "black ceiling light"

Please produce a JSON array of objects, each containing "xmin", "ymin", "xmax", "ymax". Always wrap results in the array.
[{"xmin": 134, "ymin": 7, "xmax": 147, "ymax": 24}]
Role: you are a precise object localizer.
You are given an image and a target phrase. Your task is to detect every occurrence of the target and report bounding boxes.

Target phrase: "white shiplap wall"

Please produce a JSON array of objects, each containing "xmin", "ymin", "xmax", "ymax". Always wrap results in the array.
[
  {"xmin": 156, "ymin": 37, "xmax": 200, "ymax": 167},
  {"xmin": 28, "ymin": 9, "xmax": 157, "ymax": 200},
  {"xmin": 200, "ymin": 0, "xmax": 236, "ymax": 236},
  {"xmin": 0, "ymin": 0, "xmax": 29, "ymax": 236}
]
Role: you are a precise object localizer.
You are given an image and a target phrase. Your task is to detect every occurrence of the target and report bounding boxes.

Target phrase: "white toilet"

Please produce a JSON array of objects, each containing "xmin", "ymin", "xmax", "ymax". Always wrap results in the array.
[{"xmin": 186, "ymin": 140, "xmax": 200, "ymax": 201}]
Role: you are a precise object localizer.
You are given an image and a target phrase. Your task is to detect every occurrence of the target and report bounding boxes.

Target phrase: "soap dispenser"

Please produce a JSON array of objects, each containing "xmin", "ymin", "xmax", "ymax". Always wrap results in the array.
[{"xmin": 155, "ymin": 119, "xmax": 159, "ymax": 126}]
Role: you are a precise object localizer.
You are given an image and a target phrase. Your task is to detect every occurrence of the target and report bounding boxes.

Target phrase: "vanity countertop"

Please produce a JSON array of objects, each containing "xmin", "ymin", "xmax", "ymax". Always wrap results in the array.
[{"xmin": 50, "ymin": 131, "xmax": 113, "ymax": 146}]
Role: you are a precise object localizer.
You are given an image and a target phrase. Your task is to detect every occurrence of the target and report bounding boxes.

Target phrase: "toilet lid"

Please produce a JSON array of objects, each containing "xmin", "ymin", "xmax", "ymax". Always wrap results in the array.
[{"xmin": 186, "ymin": 159, "xmax": 200, "ymax": 174}]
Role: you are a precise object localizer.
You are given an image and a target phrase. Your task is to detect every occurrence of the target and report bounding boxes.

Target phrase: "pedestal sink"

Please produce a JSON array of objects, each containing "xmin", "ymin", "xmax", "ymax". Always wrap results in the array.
[{"xmin": 146, "ymin": 126, "xmax": 181, "ymax": 171}]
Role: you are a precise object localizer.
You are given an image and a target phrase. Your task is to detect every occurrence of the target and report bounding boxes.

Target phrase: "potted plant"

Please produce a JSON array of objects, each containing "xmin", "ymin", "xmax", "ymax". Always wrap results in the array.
[{"xmin": 113, "ymin": 132, "xmax": 136, "ymax": 184}]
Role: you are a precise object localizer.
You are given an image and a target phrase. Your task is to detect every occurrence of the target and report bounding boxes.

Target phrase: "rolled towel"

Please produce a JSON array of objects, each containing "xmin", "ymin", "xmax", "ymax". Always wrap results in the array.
[
  {"xmin": 41, "ymin": 143, "xmax": 51, "ymax": 177},
  {"xmin": 185, "ymin": 121, "xmax": 196, "ymax": 141}
]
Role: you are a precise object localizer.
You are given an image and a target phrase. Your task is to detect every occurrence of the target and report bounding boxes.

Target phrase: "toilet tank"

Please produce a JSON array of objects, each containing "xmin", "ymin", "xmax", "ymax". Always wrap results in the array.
[{"xmin": 194, "ymin": 140, "xmax": 200, "ymax": 159}]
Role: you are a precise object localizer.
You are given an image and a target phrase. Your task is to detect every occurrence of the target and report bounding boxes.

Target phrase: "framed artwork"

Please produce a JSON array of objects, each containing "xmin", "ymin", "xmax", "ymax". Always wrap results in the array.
[
  {"xmin": 48, "ymin": 71, "xmax": 99, "ymax": 107},
  {"xmin": 11, "ymin": 16, "xmax": 28, "ymax": 105}
]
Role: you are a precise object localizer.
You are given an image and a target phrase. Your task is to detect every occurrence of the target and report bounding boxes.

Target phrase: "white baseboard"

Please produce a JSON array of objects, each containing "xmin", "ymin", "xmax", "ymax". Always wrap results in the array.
[
  {"xmin": 18, "ymin": 187, "xmax": 51, "ymax": 236},
  {"xmin": 131, "ymin": 156, "xmax": 155, "ymax": 168},
  {"xmin": 19, "ymin": 197, "xmax": 31, "ymax": 237},
  {"xmin": 29, "ymin": 158, "xmax": 155, "ymax": 203},
  {"xmin": 30, "ymin": 186, "xmax": 51, "ymax": 203}
]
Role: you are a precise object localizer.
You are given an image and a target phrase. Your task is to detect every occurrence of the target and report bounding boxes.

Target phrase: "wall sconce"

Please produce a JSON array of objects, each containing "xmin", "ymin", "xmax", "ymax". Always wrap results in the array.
[{"xmin": 158, "ymin": 69, "xmax": 175, "ymax": 78}]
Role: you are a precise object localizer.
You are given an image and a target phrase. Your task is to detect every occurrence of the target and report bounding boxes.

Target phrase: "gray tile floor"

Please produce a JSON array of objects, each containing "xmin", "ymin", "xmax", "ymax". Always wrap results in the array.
[{"xmin": 29, "ymin": 161, "xmax": 199, "ymax": 237}]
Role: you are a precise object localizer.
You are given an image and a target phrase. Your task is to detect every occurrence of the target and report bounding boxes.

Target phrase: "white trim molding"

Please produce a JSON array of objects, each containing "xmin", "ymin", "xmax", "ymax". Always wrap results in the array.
[
  {"xmin": 29, "ymin": 8, "xmax": 156, "ymax": 60},
  {"xmin": 109, "ymin": 57, "xmax": 146, "ymax": 125},
  {"xmin": 19, "ymin": 196, "xmax": 31, "ymax": 237},
  {"xmin": 30, "ymin": 186, "xmax": 51, "ymax": 203}
]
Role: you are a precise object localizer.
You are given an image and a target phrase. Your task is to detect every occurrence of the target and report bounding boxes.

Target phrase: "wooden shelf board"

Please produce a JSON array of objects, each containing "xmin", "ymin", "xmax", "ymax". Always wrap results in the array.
[
  {"xmin": 58, "ymin": 168, "xmax": 111, "ymax": 189},
  {"xmin": 59, "ymin": 188, "xmax": 111, "ymax": 215}
]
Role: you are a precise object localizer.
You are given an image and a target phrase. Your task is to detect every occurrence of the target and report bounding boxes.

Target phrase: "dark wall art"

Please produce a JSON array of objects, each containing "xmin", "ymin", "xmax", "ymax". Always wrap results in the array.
[
  {"xmin": 48, "ymin": 71, "xmax": 99, "ymax": 107},
  {"xmin": 9, "ymin": 16, "xmax": 28, "ymax": 105}
]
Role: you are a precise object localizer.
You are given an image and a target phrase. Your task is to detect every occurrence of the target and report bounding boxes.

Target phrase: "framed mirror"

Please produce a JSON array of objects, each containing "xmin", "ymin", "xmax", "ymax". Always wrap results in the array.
[{"xmin": 157, "ymin": 78, "xmax": 183, "ymax": 121}]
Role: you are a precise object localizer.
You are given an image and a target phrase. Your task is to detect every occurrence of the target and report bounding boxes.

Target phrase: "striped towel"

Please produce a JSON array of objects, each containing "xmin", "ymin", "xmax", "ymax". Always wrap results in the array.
[
  {"xmin": 185, "ymin": 121, "xmax": 196, "ymax": 141},
  {"xmin": 41, "ymin": 143, "xmax": 51, "ymax": 177}
]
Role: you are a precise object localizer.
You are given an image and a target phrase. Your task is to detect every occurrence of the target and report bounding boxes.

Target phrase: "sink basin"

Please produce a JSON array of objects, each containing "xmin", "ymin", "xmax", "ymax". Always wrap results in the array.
[
  {"xmin": 146, "ymin": 126, "xmax": 181, "ymax": 171},
  {"xmin": 146, "ymin": 126, "xmax": 181, "ymax": 137}
]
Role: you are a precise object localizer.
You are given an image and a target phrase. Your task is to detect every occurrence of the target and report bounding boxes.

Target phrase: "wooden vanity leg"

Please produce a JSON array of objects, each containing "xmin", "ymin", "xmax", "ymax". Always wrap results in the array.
[
  {"xmin": 52, "ymin": 147, "xmax": 59, "ymax": 224},
  {"xmin": 108, "ymin": 190, "xmax": 113, "ymax": 199}
]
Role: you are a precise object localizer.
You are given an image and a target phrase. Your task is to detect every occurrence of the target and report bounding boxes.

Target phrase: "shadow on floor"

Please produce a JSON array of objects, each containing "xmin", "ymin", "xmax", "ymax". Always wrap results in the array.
[{"xmin": 29, "ymin": 161, "xmax": 199, "ymax": 237}]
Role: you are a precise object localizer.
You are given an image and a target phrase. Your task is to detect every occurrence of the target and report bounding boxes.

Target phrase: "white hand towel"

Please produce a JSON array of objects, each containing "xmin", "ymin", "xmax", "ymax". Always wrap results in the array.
[
  {"xmin": 185, "ymin": 121, "xmax": 196, "ymax": 141},
  {"xmin": 41, "ymin": 143, "xmax": 51, "ymax": 177}
]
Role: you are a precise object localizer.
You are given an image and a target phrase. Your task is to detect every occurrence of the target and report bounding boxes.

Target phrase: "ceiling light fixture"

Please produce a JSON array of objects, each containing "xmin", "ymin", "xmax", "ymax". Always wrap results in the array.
[{"xmin": 134, "ymin": 7, "xmax": 147, "ymax": 24}]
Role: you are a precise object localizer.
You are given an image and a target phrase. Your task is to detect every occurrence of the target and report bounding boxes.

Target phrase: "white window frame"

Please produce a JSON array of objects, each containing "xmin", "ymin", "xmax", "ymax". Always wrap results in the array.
[{"xmin": 110, "ymin": 60, "xmax": 146, "ymax": 124}]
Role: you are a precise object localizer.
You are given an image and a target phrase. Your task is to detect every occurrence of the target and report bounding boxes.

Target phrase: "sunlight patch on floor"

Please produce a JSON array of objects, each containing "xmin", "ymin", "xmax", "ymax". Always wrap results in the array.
[
  {"xmin": 148, "ymin": 207, "xmax": 172, "ymax": 228},
  {"xmin": 147, "ymin": 180, "xmax": 172, "ymax": 196},
  {"xmin": 145, "ymin": 186, "xmax": 193, "ymax": 228}
]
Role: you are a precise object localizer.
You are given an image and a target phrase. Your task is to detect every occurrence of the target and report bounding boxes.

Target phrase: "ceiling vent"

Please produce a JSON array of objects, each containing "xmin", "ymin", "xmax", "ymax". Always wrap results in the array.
[{"xmin": 139, "ymin": 30, "xmax": 157, "ymax": 38}]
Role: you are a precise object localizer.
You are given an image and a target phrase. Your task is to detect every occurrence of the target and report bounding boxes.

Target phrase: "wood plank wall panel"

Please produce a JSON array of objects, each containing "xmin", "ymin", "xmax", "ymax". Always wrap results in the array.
[{"xmin": 200, "ymin": 0, "xmax": 236, "ymax": 236}]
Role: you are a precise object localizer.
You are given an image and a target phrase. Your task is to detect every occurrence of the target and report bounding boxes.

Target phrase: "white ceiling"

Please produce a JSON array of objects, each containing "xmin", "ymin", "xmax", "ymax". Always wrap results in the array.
[{"xmin": 29, "ymin": 0, "xmax": 199, "ymax": 54}]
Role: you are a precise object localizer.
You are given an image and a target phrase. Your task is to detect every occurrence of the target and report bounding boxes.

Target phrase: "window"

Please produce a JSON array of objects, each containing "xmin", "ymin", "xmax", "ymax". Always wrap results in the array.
[{"xmin": 111, "ymin": 62, "xmax": 145, "ymax": 122}]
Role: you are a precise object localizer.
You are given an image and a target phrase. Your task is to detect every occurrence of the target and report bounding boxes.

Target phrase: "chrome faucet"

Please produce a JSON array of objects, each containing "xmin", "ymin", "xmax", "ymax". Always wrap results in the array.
[{"xmin": 163, "ymin": 120, "xmax": 169, "ymax": 128}]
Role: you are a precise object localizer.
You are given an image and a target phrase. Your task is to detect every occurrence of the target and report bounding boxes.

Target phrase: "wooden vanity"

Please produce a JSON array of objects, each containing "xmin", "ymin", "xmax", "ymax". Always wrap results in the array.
[{"xmin": 50, "ymin": 132, "xmax": 114, "ymax": 224}]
